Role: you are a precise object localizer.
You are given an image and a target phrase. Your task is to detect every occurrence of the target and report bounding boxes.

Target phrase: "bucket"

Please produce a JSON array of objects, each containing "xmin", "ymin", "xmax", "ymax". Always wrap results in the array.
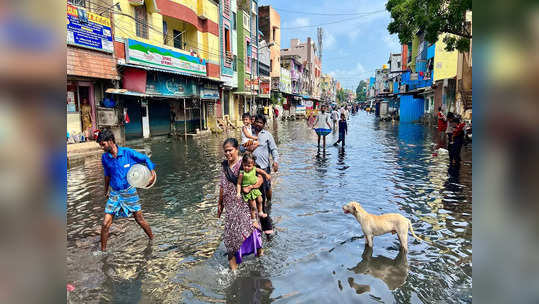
[{"xmin": 127, "ymin": 164, "xmax": 156, "ymax": 189}]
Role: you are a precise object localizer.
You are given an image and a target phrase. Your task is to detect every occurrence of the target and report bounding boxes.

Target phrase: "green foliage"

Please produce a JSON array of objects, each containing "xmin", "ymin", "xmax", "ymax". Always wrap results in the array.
[
  {"xmin": 336, "ymin": 88, "xmax": 346, "ymax": 104},
  {"xmin": 386, "ymin": 0, "xmax": 471, "ymax": 52},
  {"xmin": 355, "ymin": 80, "xmax": 367, "ymax": 101}
]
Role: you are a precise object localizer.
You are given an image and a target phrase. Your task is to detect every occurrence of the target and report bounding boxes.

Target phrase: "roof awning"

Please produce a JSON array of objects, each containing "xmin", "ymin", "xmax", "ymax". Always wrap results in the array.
[
  {"xmin": 233, "ymin": 91, "xmax": 256, "ymax": 96},
  {"xmin": 117, "ymin": 62, "xmax": 223, "ymax": 83},
  {"xmin": 105, "ymin": 88, "xmax": 148, "ymax": 97}
]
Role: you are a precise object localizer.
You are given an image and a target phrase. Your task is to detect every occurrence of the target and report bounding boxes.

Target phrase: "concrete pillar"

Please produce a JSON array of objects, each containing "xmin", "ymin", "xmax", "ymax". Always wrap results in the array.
[{"xmin": 141, "ymin": 99, "xmax": 150, "ymax": 138}]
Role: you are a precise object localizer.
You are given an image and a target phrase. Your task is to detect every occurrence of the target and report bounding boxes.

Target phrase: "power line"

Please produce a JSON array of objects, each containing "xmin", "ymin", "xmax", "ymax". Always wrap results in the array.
[
  {"xmin": 281, "ymin": 16, "xmax": 366, "ymax": 30},
  {"xmin": 273, "ymin": 7, "xmax": 385, "ymax": 17}
]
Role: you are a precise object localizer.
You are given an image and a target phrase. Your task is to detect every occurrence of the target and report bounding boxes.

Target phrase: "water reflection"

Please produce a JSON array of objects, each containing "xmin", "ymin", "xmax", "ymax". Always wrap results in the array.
[
  {"xmin": 225, "ymin": 271, "xmax": 273, "ymax": 304},
  {"xmin": 347, "ymin": 246, "xmax": 408, "ymax": 291},
  {"xmin": 67, "ymin": 113, "xmax": 472, "ymax": 303}
]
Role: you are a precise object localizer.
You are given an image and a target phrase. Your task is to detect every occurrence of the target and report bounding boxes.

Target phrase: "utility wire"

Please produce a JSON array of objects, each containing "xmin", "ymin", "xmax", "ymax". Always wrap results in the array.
[{"xmin": 273, "ymin": 7, "xmax": 386, "ymax": 16}]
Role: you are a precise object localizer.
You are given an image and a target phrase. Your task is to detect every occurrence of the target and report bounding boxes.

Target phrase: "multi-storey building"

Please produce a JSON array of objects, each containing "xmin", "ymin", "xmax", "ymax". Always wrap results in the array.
[
  {"xmin": 67, "ymin": 0, "xmax": 121, "ymax": 143},
  {"xmin": 281, "ymin": 38, "xmax": 321, "ymax": 103},
  {"xmin": 219, "ymin": 0, "xmax": 238, "ymax": 123},
  {"xmin": 110, "ymin": 0, "xmax": 221, "ymax": 139},
  {"xmin": 258, "ymin": 5, "xmax": 281, "ymax": 100},
  {"xmin": 234, "ymin": 0, "xmax": 259, "ymax": 117}
]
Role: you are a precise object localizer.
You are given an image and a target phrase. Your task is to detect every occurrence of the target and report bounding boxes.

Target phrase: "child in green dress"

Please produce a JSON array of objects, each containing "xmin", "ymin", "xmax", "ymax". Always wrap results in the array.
[{"xmin": 237, "ymin": 153, "xmax": 271, "ymax": 223}]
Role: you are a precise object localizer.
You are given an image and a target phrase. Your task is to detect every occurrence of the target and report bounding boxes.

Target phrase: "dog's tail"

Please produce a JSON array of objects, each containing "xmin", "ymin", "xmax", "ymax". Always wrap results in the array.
[{"xmin": 408, "ymin": 220, "xmax": 428, "ymax": 243}]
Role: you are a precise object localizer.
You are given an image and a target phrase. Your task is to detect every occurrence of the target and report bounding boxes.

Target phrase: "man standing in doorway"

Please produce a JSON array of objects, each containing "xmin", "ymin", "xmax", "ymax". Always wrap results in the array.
[
  {"xmin": 252, "ymin": 114, "xmax": 279, "ymax": 238},
  {"xmin": 97, "ymin": 129, "xmax": 156, "ymax": 251}
]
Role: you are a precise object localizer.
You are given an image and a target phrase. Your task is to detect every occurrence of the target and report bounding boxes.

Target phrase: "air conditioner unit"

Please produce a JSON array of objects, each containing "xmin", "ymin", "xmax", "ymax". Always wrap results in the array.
[{"xmin": 97, "ymin": 107, "xmax": 120, "ymax": 126}]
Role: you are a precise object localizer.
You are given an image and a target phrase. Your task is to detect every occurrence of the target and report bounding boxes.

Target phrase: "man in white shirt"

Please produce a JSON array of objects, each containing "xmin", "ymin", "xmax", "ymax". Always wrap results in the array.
[{"xmin": 331, "ymin": 107, "xmax": 340, "ymax": 130}]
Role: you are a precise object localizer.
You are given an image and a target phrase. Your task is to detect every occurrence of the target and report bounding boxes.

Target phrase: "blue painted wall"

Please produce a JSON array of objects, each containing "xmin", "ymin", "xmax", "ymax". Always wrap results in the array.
[
  {"xmin": 427, "ymin": 44, "xmax": 435, "ymax": 59},
  {"xmin": 400, "ymin": 95, "xmax": 424, "ymax": 123}
]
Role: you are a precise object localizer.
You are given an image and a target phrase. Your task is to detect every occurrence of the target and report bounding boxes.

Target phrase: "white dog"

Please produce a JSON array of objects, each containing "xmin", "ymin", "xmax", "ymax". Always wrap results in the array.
[{"xmin": 343, "ymin": 201, "xmax": 424, "ymax": 251}]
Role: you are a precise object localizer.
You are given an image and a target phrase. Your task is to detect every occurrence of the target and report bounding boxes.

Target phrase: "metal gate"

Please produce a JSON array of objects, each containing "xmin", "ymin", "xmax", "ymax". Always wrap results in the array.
[{"xmin": 148, "ymin": 100, "xmax": 171, "ymax": 136}]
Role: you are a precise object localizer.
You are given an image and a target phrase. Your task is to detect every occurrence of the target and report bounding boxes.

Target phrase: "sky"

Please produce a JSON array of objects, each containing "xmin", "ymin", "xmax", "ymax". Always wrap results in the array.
[{"xmin": 258, "ymin": 0, "xmax": 401, "ymax": 90}]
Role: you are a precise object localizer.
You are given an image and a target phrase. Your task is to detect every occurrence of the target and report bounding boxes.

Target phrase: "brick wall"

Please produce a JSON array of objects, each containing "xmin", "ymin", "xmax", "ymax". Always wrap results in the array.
[{"xmin": 67, "ymin": 46, "xmax": 119, "ymax": 80}]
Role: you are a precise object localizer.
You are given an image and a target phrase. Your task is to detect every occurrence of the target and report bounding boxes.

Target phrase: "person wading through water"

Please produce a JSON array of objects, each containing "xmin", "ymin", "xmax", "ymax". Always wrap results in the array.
[{"xmin": 251, "ymin": 114, "xmax": 279, "ymax": 239}]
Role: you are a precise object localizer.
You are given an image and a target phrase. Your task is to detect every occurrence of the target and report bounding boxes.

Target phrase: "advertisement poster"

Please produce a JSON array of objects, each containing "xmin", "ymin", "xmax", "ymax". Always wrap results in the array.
[
  {"xmin": 126, "ymin": 39, "xmax": 207, "ymax": 76},
  {"xmin": 67, "ymin": 4, "xmax": 113, "ymax": 53}
]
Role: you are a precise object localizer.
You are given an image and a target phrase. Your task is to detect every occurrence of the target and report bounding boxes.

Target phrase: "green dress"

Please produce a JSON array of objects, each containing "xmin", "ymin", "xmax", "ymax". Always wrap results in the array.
[{"xmin": 241, "ymin": 168, "xmax": 262, "ymax": 201}]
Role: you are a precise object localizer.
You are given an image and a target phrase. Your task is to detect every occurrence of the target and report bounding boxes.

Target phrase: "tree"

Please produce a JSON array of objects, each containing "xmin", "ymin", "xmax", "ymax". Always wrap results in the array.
[
  {"xmin": 386, "ymin": 0, "xmax": 472, "ymax": 52},
  {"xmin": 336, "ymin": 88, "xmax": 346, "ymax": 104},
  {"xmin": 355, "ymin": 80, "xmax": 367, "ymax": 102}
]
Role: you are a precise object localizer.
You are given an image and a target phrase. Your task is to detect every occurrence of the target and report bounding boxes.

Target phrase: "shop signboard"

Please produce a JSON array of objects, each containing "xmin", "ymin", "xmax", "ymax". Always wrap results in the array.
[
  {"xmin": 200, "ymin": 83, "xmax": 220, "ymax": 99},
  {"xmin": 126, "ymin": 39, "xmax": 207, "ymax": 76},
  {"xmin": 260, "ymin": 81, "xmax": 270, "ymax": 95},
  {"xmin": 145, "ymin": 73, "xmax": 197, "ymax": 97},
  {"xmin": 67, "ymin": 4, "xmax": 113, "ymax": 53},
  {"xmin": 280, "ymin": 68, "xmax": 292, "ymax": 94},
  {"xmin": 295, "ymin": 105, "xmax": 306, "ymax": 115}
]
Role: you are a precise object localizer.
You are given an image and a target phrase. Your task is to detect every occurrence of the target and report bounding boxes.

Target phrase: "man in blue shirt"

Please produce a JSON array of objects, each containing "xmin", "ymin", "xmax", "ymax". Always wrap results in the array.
[
  {"xmin": 252, "ymin": 114, "xmax": 279, "ymax": 237},
  {"xmin": 97, "ymin": 129, "xmax": 156, "ymax": 251}
]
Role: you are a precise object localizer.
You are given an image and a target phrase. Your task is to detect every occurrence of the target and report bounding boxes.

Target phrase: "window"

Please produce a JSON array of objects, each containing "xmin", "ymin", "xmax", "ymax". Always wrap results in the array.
[
  {"xmin": 224, "ymin": 28, "xmax": 231, "ymax": 53},
  {"xmin": 135, "ymin": 4, "xmax": 148, "ymax": 39},
  {"xmin": 270, "ymin": 59, "xmax": 273, "ymax": 71},
  {"xmin": 243, "ymin": 13, "xmax": 250, "ymax": 31},
  {"xmin": 272, "ymin": 27, "xmax": 276, "ymax": 42},
  {"xmin": 232, "ymin": 13, "xmax": 236, "ymax": 30},
  {"xmin": 173, "ymin": 29, "xmax": 183, "ymax": 49},
  {"xmin": 246, "ymin": 41, "xmax": 251, "ymax": 72},
  {"xmin": 163, "ymin": 21, "xmax": 168, "ymax": 44},
  {"xmin": 233, "ymin": 55, "xmax": 237, "ymax": 71},
  {"xmin": 68, "ymin": 0, "xmax": 86, "ymax": 7}
]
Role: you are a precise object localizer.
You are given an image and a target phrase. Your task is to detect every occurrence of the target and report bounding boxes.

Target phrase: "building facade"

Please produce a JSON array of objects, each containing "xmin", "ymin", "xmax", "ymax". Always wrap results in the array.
[
  {"xmin": 111, "ymin": 0, "xmax": 221, "ymax": 140},
  {"xmin": 66, "ymin": 1, "xmax": 122, "ymax": 143}
]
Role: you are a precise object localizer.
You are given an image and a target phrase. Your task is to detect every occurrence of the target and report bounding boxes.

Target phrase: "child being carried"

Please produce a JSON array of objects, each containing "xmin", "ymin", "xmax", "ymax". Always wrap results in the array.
[
  {"xmin": 237, "ymin": 153, "xmax": 271, "ymax": 227},
  {"xmin": 240, "ymin": 113, "xmax": 259, "ymax": 153}
]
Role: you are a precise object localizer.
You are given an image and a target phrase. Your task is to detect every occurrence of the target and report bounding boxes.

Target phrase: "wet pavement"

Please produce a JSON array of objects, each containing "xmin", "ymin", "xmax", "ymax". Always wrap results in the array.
[{"xmin": 67, "ymin": 111, "xmax": 472, "ymax": 303}]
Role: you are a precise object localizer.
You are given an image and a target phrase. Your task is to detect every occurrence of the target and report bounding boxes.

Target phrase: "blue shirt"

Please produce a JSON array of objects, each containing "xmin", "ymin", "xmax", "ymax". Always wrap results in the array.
[{"xmin": 101, "ymin": 146, "xmax": 155, "ymax": 191}]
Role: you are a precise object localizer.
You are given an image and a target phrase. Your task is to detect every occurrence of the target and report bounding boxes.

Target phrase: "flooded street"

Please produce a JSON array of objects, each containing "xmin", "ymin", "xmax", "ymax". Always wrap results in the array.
[{"xmin": 67, "ymin": 112, "xmax": 472, "ymax": 303}]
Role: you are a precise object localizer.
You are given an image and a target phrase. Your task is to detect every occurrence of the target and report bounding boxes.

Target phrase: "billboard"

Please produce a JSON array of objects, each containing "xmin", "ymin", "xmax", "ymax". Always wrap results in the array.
[
  {"xmin": 67, "ymin": 4, "xmax": 113, "ymax": 53},
  {"xmin": 126, "ymin": 39, "xmax": 207, "ymax": 76}
]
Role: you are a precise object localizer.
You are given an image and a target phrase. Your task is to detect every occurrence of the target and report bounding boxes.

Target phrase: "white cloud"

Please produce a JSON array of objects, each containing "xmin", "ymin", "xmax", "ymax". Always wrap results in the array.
[
  {"xmin": 383, "ymin": 34, "xmax": 401, "ymax": 53},
  {"xmin": 348, "ymin": 30, "xmax": 360, "ymax": 40},
  {"xmin": 292, "ymin": 17, "xmax": 310, "ymax": 27},
  {"xmin": 324, "ymin": 31, "xmax": 336, "ymax": 50},
  {"xmin": 326, "ymin": 62, "xmax": 368, "ymax": 89}
]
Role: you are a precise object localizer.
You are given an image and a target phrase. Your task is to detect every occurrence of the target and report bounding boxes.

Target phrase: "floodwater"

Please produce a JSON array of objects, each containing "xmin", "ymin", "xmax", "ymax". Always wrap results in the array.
[{"xmin": 67, "ymin": 112, "xmax": 472, "ymax": 303}]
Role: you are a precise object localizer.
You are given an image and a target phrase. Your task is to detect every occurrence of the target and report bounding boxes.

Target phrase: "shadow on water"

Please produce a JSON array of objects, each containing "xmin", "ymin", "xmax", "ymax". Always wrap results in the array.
[{"xmin": 67, "ymin": 112, "xmax": 472, "ymax": 303}]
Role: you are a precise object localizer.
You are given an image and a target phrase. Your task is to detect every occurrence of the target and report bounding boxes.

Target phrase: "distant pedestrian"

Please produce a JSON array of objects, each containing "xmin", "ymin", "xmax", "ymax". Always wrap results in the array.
[
  {"xmin": 331, "ymin": 107, "xmax": 340, "ymax": 131},
  {"xmin": 97, "ymin": 129, "xmax": 155, "ymax": 252},
  {"xmin": 446, "ymin": 112, "xmax": 455, "ymax": 145},
  {"xmin": 435, "ymin": 107, "xmax": 447, "ymax": 150},
  {"xmin": 313, "ymin": 104, "xmax": 332, "ymax": 150},
  {"xmin": 333, "ymin": 113, "xmax": 348, "ymax": 147},
  {"xmin": 252, "ymin": 114, "xmax": 279, "ymax": 237},
  {"xmin": 218, "ymin": 138, "xmax": 263, "ymax": 270},
  {"xmin": 449, "ymin": 117, "xmax": 466, "ymax": 165}
]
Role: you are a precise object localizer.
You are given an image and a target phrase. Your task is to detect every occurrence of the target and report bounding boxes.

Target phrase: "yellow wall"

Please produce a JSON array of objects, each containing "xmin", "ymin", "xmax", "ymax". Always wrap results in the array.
[
  {"xmin": 433, "ymin": 34, "xmax": 459, "ymax": 81},
  {"xmin": 115, "ymin": 0, "xmax": 219, "ymax": 63}
]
